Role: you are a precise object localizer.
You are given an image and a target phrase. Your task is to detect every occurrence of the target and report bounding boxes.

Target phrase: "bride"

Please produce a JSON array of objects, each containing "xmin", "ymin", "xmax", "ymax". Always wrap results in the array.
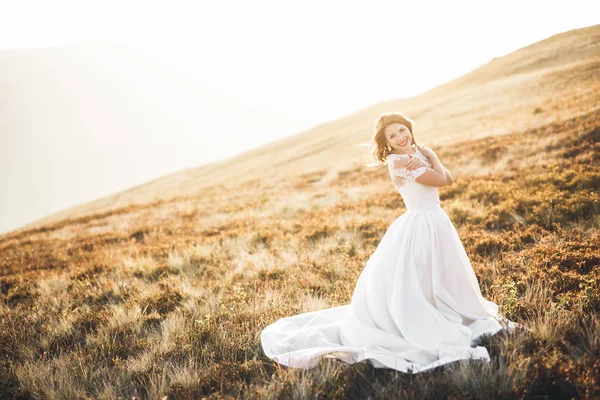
[{"xmin": 260, "ymin": 112, "xmax": 521, "ymax": 373}]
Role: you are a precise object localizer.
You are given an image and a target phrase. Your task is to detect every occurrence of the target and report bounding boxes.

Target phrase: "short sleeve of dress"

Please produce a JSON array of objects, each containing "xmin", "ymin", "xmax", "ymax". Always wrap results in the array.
[{"xmin": 387, "ymin": 154, "xmax": 427, "ymax": 187}]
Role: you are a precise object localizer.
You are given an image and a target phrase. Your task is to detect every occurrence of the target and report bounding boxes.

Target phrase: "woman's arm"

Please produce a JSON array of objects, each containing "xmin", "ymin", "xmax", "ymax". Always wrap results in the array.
[
  {"xmin": 444, "ymin": 167, "xmax": 454, "ymax": 186},
  {"xmin": 413, "ymin": 145, "xmax": 450, "ymax": 187},
  {"xmin": 389, "ymin": 155, "xmax": 444, "ymax": 187},
  {"xmin": 414, "ymin": 155, "xmax": 447, "ymax": 187},
  {"xmin": 415, "ymin": 154, "xmax": 447, "ymax": 187}
]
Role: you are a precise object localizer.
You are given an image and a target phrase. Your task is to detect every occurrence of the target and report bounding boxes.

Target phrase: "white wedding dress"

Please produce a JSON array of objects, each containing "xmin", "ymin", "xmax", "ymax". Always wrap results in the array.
[{"xmin": 261, "ymin": 148, "xmax": 519, "ymax": 373}]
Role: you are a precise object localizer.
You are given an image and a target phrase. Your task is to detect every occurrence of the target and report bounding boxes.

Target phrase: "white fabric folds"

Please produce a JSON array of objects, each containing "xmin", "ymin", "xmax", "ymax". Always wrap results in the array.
[{"xmin": 260, "ymin": 149, "xmax": 519, "ymax": 373}]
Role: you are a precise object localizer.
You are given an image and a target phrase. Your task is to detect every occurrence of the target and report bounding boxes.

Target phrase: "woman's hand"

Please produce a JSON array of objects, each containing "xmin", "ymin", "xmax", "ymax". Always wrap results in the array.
[{"xmin": 405, "ymin": 154, "xmax": 429, "ymax": 171}]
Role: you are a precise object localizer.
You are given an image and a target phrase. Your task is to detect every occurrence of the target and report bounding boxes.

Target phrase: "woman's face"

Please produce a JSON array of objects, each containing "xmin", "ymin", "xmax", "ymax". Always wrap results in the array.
[{"xmin": 384, "ymin": 123, "xmax": 412, "ymax": 154}]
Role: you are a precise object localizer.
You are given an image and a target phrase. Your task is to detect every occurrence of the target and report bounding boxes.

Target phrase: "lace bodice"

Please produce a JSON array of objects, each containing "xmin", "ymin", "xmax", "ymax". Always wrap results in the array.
[{"xmin": 386, "ymin": 148, "xmax": 441, "ymax": 210}]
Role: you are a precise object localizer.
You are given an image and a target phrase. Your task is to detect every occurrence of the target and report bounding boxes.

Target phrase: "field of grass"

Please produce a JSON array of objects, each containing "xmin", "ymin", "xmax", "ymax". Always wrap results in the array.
[{"xmin": 0, "ymin": 106, "xmax": 598, "ymax": 398}]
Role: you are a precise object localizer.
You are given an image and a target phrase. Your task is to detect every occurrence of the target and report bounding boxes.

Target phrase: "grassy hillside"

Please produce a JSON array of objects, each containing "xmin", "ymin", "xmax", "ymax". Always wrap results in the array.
[
  {"xmin": 1, "ymin": 26, "xmax": 599, "ymax": 399},
  {"xmin": 15, "ymin": 24, "xmax": 600, "ymax": 232}
]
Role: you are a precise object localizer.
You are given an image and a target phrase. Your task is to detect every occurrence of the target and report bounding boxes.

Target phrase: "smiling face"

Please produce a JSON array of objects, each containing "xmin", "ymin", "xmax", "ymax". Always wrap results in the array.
[{"xmin": 384, "ymin": 123, "xmax": 414, "ymax": 154}]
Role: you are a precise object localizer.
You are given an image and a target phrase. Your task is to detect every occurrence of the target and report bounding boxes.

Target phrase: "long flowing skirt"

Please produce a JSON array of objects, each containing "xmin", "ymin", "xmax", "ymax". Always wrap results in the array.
[{"xmin": 260, "ymin": 207, "xmax": 519, "ymax": 373}]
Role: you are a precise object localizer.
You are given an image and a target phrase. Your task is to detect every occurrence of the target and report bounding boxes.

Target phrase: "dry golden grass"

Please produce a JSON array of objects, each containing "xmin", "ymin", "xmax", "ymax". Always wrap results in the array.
[
  {"xmin": 1, "ymin": 108, "xmax": 598, "ymax": 399},
  {"xmin": 1, "ymin": 25, "xmax": 600, "ymax": 399}
]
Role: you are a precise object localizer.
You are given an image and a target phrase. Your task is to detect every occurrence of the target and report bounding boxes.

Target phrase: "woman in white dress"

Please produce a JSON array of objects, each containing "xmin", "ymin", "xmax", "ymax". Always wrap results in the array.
[{"xmin": 260, "ymin": 112, "xmax": 520, "ymax": 373}]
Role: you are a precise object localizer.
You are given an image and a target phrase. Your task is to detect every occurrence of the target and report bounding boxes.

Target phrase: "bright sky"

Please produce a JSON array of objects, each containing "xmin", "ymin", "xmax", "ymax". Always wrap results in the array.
[
  {"xmin": 0, "ymin": 0, "xmax": 598, "ymax": 234},
  {"xmin": 2, "ymin": 0, "xmax": 598, "ymax": 123}
]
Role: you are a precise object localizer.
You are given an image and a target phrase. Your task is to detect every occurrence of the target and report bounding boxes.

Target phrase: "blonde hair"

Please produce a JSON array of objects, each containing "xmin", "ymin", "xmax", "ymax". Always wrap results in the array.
[{"xmin": 356, "ymin": 112, "xmax": 418, "ymax": 167}]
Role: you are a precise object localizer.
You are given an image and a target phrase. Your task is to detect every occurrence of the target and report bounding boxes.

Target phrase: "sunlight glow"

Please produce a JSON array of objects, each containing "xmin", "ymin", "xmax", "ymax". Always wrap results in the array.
[{"xmin": 2, "ymin": 0, "xmax": 598, "ymax": 119}]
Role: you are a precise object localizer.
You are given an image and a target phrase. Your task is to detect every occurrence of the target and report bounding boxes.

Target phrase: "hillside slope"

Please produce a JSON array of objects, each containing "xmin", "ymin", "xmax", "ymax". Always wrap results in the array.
[
  {"xmin": 0, "ymin": 25, "xmax": 599, "ymax": 399},
  {"xmin": 9, "ymin": 24, "xmax": 600, "ymax": 234},
  {"xmin": 0, "ymin": 106, "xmax": 598, "ymax": 399},
  {"xmin": 0, "ymin": 41, "xmax": 305, "ymax": 235}
]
